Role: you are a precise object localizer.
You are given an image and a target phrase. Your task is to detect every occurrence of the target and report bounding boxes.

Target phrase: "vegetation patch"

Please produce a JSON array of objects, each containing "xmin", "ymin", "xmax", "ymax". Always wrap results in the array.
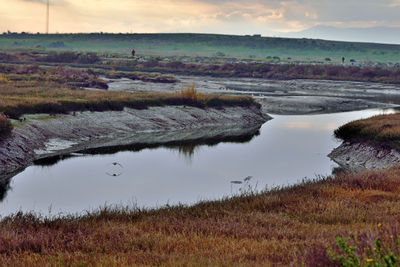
[
  {"xmin": 134, "ymin": 61, "xmax": 400, "ymax": 84},
  {"xmin": 0, "ymin": 64, "xmax": 108, "ymax": 89},
  {"xmin": 334, "ymin": 113, "xmax": 400, "ymax": 148},
  {"xmin": 38, "ymin": 51, "xmax": 100, "ymax": 64},
  {"xmin": 325, "ymin": 233, "xmax": 400, "ymax": 266}
]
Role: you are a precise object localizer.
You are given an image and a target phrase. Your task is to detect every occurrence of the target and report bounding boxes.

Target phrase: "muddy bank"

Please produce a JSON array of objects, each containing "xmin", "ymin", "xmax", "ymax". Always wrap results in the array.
[
  {"xmin": 329, "ymin": 142, "xmax": 400, "ymax": 172},
  {"xmin": 0, "ymin": 105, "xmax": 268, "ymax": 181},
  {"xmin": 257, "ymin": 96, "xmax": 392, "ymax": 115},
  {"xmin": 106, "ymin": 75, "xmax": 400, "ymax": 115}
]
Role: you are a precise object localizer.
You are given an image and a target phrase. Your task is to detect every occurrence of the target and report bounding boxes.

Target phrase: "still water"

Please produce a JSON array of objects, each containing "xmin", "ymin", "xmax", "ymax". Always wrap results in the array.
[{"xmin": 0, "ymin": 109, "xmax": 395, "ymax": 217}]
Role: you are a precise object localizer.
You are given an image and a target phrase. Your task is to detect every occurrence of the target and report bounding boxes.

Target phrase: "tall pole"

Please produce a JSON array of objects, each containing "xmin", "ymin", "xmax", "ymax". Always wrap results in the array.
[{"xmin": 46, "ymin": 0, "xmax": 49, "ymax": 34}]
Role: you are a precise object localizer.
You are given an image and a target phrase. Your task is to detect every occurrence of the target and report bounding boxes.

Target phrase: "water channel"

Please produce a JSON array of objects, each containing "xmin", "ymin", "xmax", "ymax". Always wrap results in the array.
[{"xmin": 0, "ymin": 108, "xmax": 395, "ymax": 217}]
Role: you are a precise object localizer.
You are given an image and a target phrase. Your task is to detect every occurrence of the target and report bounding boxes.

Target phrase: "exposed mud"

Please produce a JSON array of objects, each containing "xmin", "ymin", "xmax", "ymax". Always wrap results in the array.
[
  {"xmin": 329, "ymin": 142, "xmax": 400, "ymax": 172},
  {"xmin": 106, "ymin": 75, "xmax": 400, "ymax": 115},
  {"xmin": 0, "ymin": 105, "xmax": 268, "ymax": 181}
]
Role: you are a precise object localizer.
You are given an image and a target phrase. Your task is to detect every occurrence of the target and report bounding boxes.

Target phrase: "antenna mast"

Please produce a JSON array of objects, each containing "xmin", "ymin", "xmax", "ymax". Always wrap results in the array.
[{"xmin": 46, "ymin": 0, "xmax": 49, "ymax": 34}]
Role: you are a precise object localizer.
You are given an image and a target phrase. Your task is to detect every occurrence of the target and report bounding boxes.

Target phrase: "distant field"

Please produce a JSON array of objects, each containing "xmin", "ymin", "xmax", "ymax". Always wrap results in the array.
[{"xmin": 1, "ymin": 33, "xmax": 400, "ymax": 62}]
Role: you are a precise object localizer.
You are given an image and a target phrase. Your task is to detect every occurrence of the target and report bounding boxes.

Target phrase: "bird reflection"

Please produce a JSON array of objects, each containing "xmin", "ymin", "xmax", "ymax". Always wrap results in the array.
[
  {"xmin": 106, "ymin": 162, "xmax": 123, "ymax": 177},
  {"xmin": 106, "ymin": 172, "xmax": 122, "ymax": 177}
]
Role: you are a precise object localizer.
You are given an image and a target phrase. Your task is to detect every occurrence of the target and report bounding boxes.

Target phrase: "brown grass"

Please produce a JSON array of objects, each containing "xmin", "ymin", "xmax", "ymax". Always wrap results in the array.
[
  {"xmin": 0, "ymin": 77, "xmax": 256, "ymax": 120},
  {"xmin": 2, "ymin": 167, "xmax": 400, "ymax": 266},
  {"xmin": 334, "ymin": 113, "xmax": 400, "ymax": 148}
]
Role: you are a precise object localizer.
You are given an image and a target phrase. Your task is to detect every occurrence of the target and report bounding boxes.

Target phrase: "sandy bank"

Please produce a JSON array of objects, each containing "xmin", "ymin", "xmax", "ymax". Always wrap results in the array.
[{"xmin": 0, "ymin": 105, "xmax": 268, "ymax": 180}]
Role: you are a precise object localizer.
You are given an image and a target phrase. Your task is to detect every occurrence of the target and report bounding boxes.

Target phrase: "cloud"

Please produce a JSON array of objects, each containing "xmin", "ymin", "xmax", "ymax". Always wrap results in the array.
[
  {"xmin": 1, "ymin": 0, "xmax": 400, "ymax": 34},
  {"xmin": 18, "ymin": 0, "xmax": 69, "ymax": 6}
]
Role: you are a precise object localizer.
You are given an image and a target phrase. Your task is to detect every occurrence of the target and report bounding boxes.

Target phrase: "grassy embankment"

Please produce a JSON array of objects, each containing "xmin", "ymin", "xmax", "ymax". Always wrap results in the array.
[
  {"xmin": 1, "ymin": 33, "xmax": 400, "ymax": 62},
  {"xmin": 335, "ymin": 113, "xmax": 400, "ymax": 149},
  {"xmin": 0, "ymin": 65, "xmax": 255, "ymax": 138},
  {"xmin": 2, "ymin": 167, "xmax": 400, "ymax": 265}
]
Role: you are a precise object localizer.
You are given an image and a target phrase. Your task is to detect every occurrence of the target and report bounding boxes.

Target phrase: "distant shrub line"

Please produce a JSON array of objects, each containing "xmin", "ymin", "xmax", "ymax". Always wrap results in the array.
[
  {"xmin": 0, "ymin": 64, "xmax": 108, "ymax": 89},
  {"xmin": 2, "ymin": 51, "xmax": 400, "ymax": 83},
  {"xmin": 135, "ymin": 61, "xmax": 400, "ymax": 84}
]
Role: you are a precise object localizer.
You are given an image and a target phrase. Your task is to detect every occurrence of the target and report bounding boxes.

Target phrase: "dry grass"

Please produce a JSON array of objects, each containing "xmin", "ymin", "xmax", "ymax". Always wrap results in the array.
[
  {"xmin": 0, "ymin": 72, "xmax": 255, "ymax": 120},
  {"xmin": 334, "ymin": 113, "xmax": 400, "ymax": 148},
  {"xmin": 2, "ymin": 167, "xmax": 400, "ymax": 266}
]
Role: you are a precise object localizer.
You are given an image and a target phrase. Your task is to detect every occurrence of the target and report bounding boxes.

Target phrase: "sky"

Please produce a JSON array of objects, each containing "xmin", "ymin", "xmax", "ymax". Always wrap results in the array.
[{"xmin": 1, "ymin": 0, "xmax": 400, "ymax": 36}]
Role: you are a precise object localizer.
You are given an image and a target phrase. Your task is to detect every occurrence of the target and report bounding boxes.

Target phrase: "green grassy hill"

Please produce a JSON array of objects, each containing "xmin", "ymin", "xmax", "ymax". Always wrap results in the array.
[{"xmin": 1, "ymin": 33, "xmax": 400, "ymax": 62}]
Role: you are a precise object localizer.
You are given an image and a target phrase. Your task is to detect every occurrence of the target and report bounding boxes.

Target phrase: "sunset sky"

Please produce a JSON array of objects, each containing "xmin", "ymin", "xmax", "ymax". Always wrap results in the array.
[{"xmin": 1, "ymin": 0, "xmax": 400, "ymax": 35}]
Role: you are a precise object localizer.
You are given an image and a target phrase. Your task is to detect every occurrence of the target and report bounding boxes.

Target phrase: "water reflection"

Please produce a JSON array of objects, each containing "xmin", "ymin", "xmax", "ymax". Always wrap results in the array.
[
  {"xmin": 33, "ymin": 129, "xmax": 260, "ymax": 167},
  {"xmin": 283, "ymin": 121, "xmax": 340, "ymax": 131},
  {"xmin": 0, "ymin": 128, "xmax": 261, "ymax": 206}
]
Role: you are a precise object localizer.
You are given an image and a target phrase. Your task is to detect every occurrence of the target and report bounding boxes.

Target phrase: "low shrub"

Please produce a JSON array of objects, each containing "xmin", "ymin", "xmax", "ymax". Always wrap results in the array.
[
  {"xmin": 40, "ymin": 52, "xmax": 100, "ymax": 64},
  {"xmin": 306, "ymin": 223, "xmax": 400, "ymax": 266},
  {"xmin": 329, "ymin": 234, "xmax": 399, "ymax": 267}
]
